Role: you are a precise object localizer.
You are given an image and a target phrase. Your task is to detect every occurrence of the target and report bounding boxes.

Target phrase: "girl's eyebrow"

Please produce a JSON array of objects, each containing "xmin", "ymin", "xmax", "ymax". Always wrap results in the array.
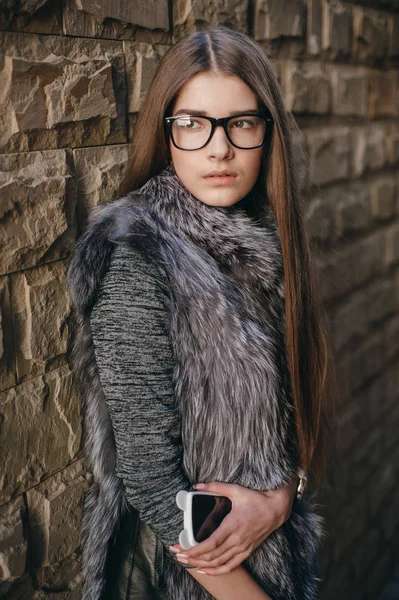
[{"xmin": 174, "ymin": 108, "xmax": 259, "ymax": 116}]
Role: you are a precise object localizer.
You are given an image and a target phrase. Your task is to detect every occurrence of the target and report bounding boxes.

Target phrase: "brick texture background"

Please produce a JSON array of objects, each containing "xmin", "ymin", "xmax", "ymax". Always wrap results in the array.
[{"xmin": 0, "ymin": 1, "xmax": 398, "ymax": 599}]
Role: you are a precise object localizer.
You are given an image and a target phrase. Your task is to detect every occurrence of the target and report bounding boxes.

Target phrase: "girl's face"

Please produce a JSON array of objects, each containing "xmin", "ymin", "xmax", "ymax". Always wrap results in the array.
[{"xmin": 169, "ymin": 72, "xmax": 264, "ymax": 207}]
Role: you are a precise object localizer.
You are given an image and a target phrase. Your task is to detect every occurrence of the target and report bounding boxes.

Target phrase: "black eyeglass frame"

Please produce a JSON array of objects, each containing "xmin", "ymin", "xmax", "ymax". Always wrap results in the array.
[{"xmin": 164, "ymin": 112, "xmax": 274, "ymax": 151}]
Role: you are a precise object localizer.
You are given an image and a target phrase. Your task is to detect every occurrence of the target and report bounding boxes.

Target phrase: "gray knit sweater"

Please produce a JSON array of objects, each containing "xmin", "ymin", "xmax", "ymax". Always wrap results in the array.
[{"xmin": 90, "ymin": 241, "xmax": 190, "ymax": 549}]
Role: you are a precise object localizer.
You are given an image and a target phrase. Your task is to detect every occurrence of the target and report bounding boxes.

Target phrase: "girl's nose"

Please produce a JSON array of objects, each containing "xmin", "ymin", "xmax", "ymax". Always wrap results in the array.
[{"xmin": 206, "ymin": 125, "xmax": 234, "ymax": 160}]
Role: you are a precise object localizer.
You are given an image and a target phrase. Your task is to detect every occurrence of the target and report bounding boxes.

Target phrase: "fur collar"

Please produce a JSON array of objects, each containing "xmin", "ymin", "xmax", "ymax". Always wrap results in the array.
[
  {"xmin": 71, "ymin": 165, "xmax": 283, "ymax": 316},
  {"xmin": 138, "ymin": 165, "xmax": 283, "ymax": 285}
]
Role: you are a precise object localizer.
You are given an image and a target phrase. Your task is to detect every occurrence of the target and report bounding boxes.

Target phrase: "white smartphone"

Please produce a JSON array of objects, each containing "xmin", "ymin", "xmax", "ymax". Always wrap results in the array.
[{"xmin": 176, "ymin": 490, "xmax": 232, "ymax": 550}]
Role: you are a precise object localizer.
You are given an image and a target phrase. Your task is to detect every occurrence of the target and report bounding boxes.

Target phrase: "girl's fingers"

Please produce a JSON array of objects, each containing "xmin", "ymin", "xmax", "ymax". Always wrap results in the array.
[
  {"xmin": 180, "ymin": 543, "xmax": 245, "ymax": 569},
  {"xmin": 169, "ymin": 543, "xmax": 184, "ymax": 553},
  {"xmin": 193, "ymin": 530, "xmax": 245, "ymax": 563},
  {"xmin": 182, "ymin": 536, "xmax": 238, "ymax": 566},
  {"xmin": 197, "ymin": 550, "xmax": 249, "ymax": 576},
  {"xmin": 182, "ymin": 517, "xmax": 234, "ymax": 558},
  {"xmin": 183, "ymin": 532, "xmax": 265, "ymax": 570},
  {"xmin": 194, "ymin": 481, "xmax": 240, "ymax": 497}
]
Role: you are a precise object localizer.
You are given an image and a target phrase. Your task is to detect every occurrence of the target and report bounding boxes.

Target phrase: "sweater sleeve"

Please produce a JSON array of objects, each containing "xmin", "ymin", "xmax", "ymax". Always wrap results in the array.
[{"xmin": 89, "ymin": 241, "xmax": 191, "ymax": 549}]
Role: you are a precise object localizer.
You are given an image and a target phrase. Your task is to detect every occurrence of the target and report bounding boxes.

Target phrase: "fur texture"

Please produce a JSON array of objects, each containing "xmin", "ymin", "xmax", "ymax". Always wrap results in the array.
[{"xmin": 67, "ymin": 167, "xmax": 324, "ymax": 600}]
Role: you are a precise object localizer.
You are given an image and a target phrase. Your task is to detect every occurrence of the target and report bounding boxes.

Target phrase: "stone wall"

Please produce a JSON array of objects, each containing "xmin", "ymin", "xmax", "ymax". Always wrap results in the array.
[{"xmin": 0, "ymin": 1, "xmax": 398, "ymax": 599}]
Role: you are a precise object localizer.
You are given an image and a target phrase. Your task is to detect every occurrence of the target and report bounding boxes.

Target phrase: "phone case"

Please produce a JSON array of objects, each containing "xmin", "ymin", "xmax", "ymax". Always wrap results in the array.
[{"xmin": 175, "ymin": 490, "xmax": 223, "ymax": 550}]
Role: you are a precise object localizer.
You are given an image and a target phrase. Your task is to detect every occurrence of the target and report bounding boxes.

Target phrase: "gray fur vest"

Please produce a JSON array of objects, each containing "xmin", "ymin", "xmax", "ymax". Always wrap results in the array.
[{"xmin": 67, "ymin": 167, "xmax": 324, "ymax": 600}]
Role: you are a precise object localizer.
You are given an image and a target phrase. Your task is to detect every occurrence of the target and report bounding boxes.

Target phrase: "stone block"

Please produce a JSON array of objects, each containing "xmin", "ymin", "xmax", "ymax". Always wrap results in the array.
[
  {"xmin": 10, "ymin": 261, "xmax": 71, "ymax": 382},
  {"xmin": 307, "ymin": 0, "xmax": 322, "ymax": 55},
  {"xmin": 124, "ymin": 42, "xmax": 169, "ymax": 114},
  {"xmin": 281, "ymin": 60, "xmax": 331, "ymax": 114},
  {"xmin": 0, "ymin": 496, "xmax": 27, "ymax": 584},
  {"xmin": 333, "ymin": 352, "xmax": 352, "ymax": 412},
  {"xmin": 0, "ymin": 150, "xmax": 76, "ymax": 276},
  {"xmin": 384, "ymin": 401, "xmax": 399, "ymax": 456},
  {"xmin": 0, "ymin": 277, "xmax": 16, "ymax": 392},
  {"xmin": 386, "ymin": 122, "xmax": 399, "ymax": 165},
  {"xmin": 0, "ymin": 0, "xmax": 62, "ymax": 34},
  {"xmin": 0, "ymin": 365, "xmax": 82, "ymax": 503},
  {"xmin": 367, "ymin": 279, "xmax": 397, "ymax": 326},
  {"xmin": 385, "ymin": 222, "xmax": 399, "ymax": 267},
  {"xmin": 388, "ymin": 14, "xmax": 399, "ymax": 57},
  {"xmin": 316, "ymin": 250, "xmax": 351, "ymax": 303},
  {"xmin": 351, "ymin": 426, "xmax": 383, "ymax": 487},
  {"xmin": 307, "ymin": 182, "xmax": 370, "ymax": 243},
  {"xmin": 368, "ymin": 70, "xmax": 399, "ymax": 119},
  {"xmin": 41, "ymin": 550, "xmax": 83, "ymax": 598},
  {"xmin": 128, "ymin": 113, "xmax": 138, "ymax": 142},
  {"xmin": 369, "ymin": 462, "xmax": 396, "ymax": 517},
  {"xmin": 254, "ymin": 0, "xmax": 305, "ymax": 42},
  {"xmin": 321, "ymin": 0, "xmax": 352, "ymax": 57},
  {"xmin": 335, "ymin": 183, "xmax": 370, "ymax": 237},
  {"xmin": 269, "ymin": 58, "xmax": 281, "ymax": 83},
  {"xmin": 342, "ymin": 232, "xmax": 385, "ymax": 292},
  {"xmin": 335, "ymin": 396, "xmax": 363, "ymax": 453},
  {"xmin": 63, "ymin": 0, "xmax": 169, "ymax": 38},
  {"xmin": 26, "ymin": 461, "xmax": 87, "ymax": 569},
  {"xmin": 352, "ymin": 528, "xmax": 382, "ymax": 578},
  {"xmin": 351, "ymin": 332, "xmax": 384, "ymax": 389},
  {"xmin": 366, "ymin": 374, "xmax": 390, "ymax": 425},
  {"xmin": 0, "ymin": 0, "xmax": 48, "ymax": 23},
  {"xmin": 320, "ymin": 563, "xmax": 354, "ymax": 600},
  {"xmin": 318, "ymin": 540, "xmax": 333, "ymax": 586},
  {"xmin": 332, "ymin": 291, "xmax": 368, "ymax": 352},
  {"xmin": 383, "ymin": 319, "xmax": 399, "ymax": 361},
  {"xmin": 134, "ymin": 29, "xmax": 172, "ymax": 45},
  {"xmin": 306, "ymin": 193, "xmax": 335, "ymax": 243},
  {"xmin": 333, "ymin": 493, "xmax": 367, "ymax": 560},
  {"xmin": 353, "ymin": 123, "xmax": 387, "ymax": 177},
  {"xmin": 353, "ymin": 6, "xmax": 388, "ymax": 62},
  {"xmin": 370, "ymin": 175, "xmax": 397, "ymax": 222},
  {"xmin": 306, "ymin": 126, "xmax": 352, "ymax": 185},
  {"xmin": 331, "ymin": 65, "xmax": 368, "ymax": 118},
  {"xmin": 45, "ymin": 589, "xmax": 81, "ymax": 600},
  {"xmin": 356, "ymin": 232, "xmax": 386, "ymax": 281},
  {"xmin": 73, "ymin": 144, "xmax": 130, "ymax": 229},
  {"xmin": 0, "ymin": 573, "xmax": 36, "ymax": 599},
  {"xmin": 174, "ymin": 0, "xmax": 249, "ymax": 38},
  {"xmin": 366, "ymin": 552, "xmax": 395, "ymax": 600},
  {"xmin": 0, "ymin": 32, "xmax": 126, "ymax": 153}
]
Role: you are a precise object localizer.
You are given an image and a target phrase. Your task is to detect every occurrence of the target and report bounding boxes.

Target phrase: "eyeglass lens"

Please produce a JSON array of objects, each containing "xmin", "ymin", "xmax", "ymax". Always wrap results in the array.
[{"xmin": 171, "ymin": 116, "xmax": 267, "ymax": 150}]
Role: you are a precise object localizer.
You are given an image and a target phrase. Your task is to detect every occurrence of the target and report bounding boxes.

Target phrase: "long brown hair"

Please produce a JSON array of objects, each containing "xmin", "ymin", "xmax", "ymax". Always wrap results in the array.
[{"xmin": 121, "ymin": 26, "xmax": 335, "ymax": 490}]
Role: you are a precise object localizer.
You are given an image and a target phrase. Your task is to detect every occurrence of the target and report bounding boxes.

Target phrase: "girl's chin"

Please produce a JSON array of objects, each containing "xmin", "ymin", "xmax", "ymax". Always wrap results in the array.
[{"xmin": 200, "ymin": 194, "xmax": 242, "ymax": 207}]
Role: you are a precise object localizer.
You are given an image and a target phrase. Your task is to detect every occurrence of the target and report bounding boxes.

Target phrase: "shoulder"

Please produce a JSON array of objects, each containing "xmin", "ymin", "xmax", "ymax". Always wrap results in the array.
[
  {"xmin": 90, "ymin": 241, "xmax": 171, "ymax": 341},
  {"xmin": 67, "ymin": 193, "xmax": 164, "ymax": 316},
  {"xmin": 98, "ymin": 241, "xmax": 169, "ymax": 301}
]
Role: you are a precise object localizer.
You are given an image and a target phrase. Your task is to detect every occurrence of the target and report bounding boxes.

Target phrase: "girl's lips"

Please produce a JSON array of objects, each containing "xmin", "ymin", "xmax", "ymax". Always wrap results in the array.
[{"xmin": 204, "ymin": 174, "xmax": 238, "ymax": 187}]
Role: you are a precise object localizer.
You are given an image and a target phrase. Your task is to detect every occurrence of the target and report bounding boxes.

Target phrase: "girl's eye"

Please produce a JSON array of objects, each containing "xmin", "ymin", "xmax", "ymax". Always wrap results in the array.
[
  {"xmin": 232, "ymin": 119, "xmax": 253, "ymax": 129},
  {"xmin": 175, "ymin": 118, "xmax": 201, "ymax": 129}
]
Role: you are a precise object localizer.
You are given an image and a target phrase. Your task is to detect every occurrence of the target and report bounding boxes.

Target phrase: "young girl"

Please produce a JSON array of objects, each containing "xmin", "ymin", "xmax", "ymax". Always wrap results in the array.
[{"xmin": 67, "ymin": 25, "xmax": 332, "ymax": 600}]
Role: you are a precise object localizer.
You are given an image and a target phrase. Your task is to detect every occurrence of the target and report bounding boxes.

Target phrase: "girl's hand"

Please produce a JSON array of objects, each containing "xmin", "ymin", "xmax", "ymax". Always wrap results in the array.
[{"xmin": 169, "ymin": 478, "xmax": 298, "ymax": 575}]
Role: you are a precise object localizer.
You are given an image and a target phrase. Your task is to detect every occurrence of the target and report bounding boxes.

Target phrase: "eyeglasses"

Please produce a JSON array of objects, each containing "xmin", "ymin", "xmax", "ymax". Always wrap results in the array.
[{"xmin": 164, "ymin": 113, "xmax": 273, "ymax": 151}]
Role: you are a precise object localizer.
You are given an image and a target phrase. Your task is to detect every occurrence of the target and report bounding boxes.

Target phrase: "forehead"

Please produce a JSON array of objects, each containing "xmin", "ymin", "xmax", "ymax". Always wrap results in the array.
[{"xmin": 173, "ymin": 72, "xmax": 259, "ymax": 115}]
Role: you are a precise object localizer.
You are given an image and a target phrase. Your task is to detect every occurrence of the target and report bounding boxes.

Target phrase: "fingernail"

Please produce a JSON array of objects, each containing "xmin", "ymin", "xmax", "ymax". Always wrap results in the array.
[
  {"xmin": 198, "ymin": 569, "xmax": 206, "ymax": 574},
  {"xmin": 169, "ymin": 547, "xmax": 179, "ymax": 553},
  {"xmin": 177, "ymin": 558, "xmax": 188, "ymax": 564},
  {"xmin": 176, "ymin": 553, "xmax": 188, "ymax": 559},
  {"xmin": 195, "ymin": 483, "xmax": 205, "ymax": 489}
]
